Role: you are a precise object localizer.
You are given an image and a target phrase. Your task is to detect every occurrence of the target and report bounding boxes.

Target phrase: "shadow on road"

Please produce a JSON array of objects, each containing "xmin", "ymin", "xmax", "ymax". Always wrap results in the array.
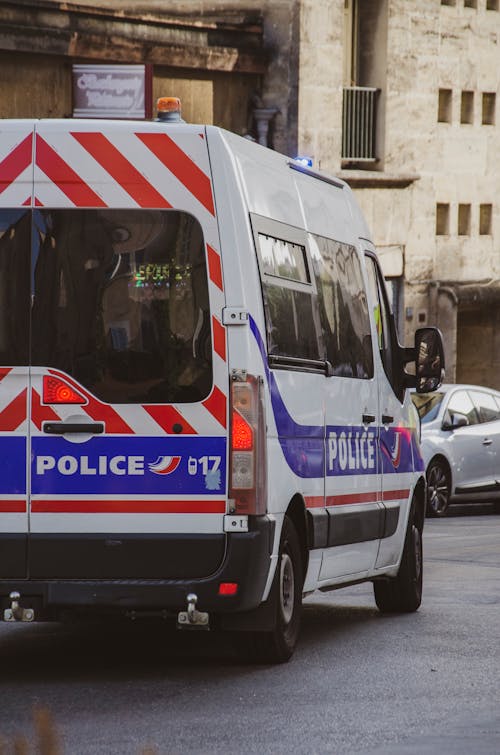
[
  {"xmin": 0, "ymin": 597, "xmax": 381, "ymax": 682},
  {"xmin": 1, "ymin": 507, "xmax": 497, "ymax": 684},
  {"xmin": 443, "ymin": 502, "xmax": 498, "ymax": 517}
]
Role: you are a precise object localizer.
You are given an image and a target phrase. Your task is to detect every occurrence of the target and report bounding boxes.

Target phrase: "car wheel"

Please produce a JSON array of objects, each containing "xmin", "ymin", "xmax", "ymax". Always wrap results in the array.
[
  {"xmin": 373, "ymin": 498, "xmax": 423, "ymax": 613},
  {"xmin": 244, "ymin": 516, "xmax": 303, "ymax": 664},
  {"xmin": 426, "ymin": 459, "xmax": 450, "ymax": 517}
]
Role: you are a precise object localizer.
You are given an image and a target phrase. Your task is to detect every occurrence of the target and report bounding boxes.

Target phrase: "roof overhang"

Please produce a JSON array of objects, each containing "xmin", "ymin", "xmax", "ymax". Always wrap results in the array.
[
  {"xmin": 438, "ymin": 281, "xmax": 500, "ymax": 309},
  {"xmin": 0, "ymin": 0, "xmax": 267, "ymax": 74}
]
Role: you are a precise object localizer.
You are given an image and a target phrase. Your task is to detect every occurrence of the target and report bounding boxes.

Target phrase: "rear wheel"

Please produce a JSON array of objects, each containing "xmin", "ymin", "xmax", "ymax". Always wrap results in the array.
[
  {"xmin": 426, "ymin": 459, "xmax": 450, "ymax": 517},
  {"xmin": 374, "ymin": 501, "xmax": 423, "ymax": 613},
  {"xmin": 245, "ymin": 516, "xmax": 303, "ymax": 664}
]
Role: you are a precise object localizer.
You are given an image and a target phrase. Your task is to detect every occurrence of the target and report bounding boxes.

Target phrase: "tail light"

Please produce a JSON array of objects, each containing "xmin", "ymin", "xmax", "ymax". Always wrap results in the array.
[{"xmin": 229, "ymin": 373, "xmax": 266, "ymax": 515}]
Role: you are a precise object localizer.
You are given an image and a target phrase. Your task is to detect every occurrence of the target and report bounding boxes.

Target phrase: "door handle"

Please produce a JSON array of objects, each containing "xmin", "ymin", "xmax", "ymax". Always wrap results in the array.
[
  {"xmin": 482, "ymin": 438, "xmax": 493, "ymax": 446},
  {"xmin": 362, "ymin": 413, "xmax": 376, "ymax": 425},
  {"xmin": 43, "ymin": 422, "xmax": 104, "ymax": 435},
  {"xmin": 382, "ymin": 414, "xmax": 394, "ymax": 425}
]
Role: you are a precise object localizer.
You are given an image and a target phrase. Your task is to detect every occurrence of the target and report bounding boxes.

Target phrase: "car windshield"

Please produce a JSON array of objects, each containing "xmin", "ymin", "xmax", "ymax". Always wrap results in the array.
[{"xmin": 412, "ymin": 391, "xmax": 445, "ymax": 423}]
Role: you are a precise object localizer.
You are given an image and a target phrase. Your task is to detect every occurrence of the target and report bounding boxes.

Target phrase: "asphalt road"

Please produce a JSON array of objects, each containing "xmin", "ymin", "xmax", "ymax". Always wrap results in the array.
[{"xmin": 0, "ymin": 506, "xmax": 498, "ymax": 754}]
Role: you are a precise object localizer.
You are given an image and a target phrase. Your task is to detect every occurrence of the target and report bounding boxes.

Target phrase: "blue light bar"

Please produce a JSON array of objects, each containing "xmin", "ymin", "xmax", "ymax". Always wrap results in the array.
[{"xmin": 293, "ymin": 156, "xmax": 313, "ymax": 168}]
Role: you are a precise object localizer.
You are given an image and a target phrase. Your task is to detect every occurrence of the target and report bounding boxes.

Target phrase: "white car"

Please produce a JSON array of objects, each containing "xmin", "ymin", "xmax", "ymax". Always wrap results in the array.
[{"xmin": 412, "ymin": 383, "xmax": 500, "ymax": 516}]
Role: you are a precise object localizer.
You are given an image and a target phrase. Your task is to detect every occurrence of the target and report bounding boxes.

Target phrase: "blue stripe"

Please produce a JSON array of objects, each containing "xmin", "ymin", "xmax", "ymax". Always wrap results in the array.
[
  {"xmin": 249, "ymin": 315, "xmax": 417, "ymax": 479},
  {"xmin": 249, "ymin": 316, "xmax": 323, "ymax": 439},
  {"xmin": 0, "ymin": 437, "xmax": 26, "ymax": 494}
]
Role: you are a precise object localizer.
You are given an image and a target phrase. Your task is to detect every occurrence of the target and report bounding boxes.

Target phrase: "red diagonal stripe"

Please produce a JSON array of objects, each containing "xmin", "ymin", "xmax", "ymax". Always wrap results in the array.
[
  {"xmin": 81, "ymin": 399, "xmax": 134, "ymax": 435},
  {"xmin": 207, "ymin": 244, "xmax": 223, "ymax": 290},
  {"xmin": 143, "ymin": 405, "xmax": 196, "ymax": 434},
  {"xmin": 72, "ymin": 132, "xmax": 171, "ymax": 208},
  {"xmin": 35, "ymin": 134, "xmax": 107, "ymax": 207},
  {"xmin": 0, "ymin": 388, "xmax": 28, "ymax": 431},
  {"xmin": 212, "ymin": 316, "xmax": 226, "ymax": 362},
  {"xmin": 0, "ymin": 133, "xmax": 32, "ymax": 195},
  {"xmin": 0, "ymin": 368, "xmax": 12, "ymax": 380},
  {"xmin": 202, "ymin": 385, "xmax": 227, "ymax": 428},
  {"xmin": 136, "ymin": 132, "xmax": 215, "ymax": 215},
  {"xmin": 46, "ymin": 369, "xmax": 134, "ymax": 434},
  {"xmin": 31, "ymin": 389, "xmax": 61, "ymax": 430}
]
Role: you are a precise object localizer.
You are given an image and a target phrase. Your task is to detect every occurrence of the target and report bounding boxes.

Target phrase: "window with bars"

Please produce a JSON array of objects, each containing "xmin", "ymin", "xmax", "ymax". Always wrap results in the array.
[{"xmin": 342, "ymin": 86, "xmax": 379, "ymax": 162}]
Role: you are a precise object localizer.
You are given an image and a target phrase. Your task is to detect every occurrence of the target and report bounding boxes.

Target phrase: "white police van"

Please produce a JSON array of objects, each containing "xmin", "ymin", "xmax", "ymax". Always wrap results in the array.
[{"xmin": 0, "ymin": 100, "xmax": 443, "ymax": 662}]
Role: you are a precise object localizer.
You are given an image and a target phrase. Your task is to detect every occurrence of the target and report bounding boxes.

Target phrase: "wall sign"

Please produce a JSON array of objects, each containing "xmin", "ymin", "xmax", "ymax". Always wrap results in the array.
[{"xmin": 72, "ymin": 64, "xmax": 152, "ymax": 119}]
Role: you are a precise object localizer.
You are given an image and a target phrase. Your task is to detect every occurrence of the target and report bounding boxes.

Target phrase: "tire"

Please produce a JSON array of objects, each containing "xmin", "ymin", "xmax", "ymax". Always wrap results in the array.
[
  {"xmin": 245, "ymin": 516, "xmax": 303, "ymax": 664},
  {"xmin": 426, "ymin": 459, "xmax": 451, "ymax": 517},
  {"xmin": 373, "ymin": 501, "xmax": 423, "ymax": 613}
]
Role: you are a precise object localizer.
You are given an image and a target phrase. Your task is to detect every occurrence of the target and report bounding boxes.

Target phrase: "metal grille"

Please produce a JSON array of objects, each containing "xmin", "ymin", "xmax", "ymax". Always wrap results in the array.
[{"xmin": 342, "ymin": 87, "xmax": 379, "ymax": 161}]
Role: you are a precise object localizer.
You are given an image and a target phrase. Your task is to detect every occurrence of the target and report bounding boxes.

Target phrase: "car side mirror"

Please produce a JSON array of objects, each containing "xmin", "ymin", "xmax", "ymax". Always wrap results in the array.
[{"xmin": 442, "ymin": 414, "xmax": 468, "ymax": 431}]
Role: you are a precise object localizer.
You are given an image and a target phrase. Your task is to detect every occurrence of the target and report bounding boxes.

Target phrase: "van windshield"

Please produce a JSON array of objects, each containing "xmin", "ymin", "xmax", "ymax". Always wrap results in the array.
[{"xmin": 0, "ymin": 208, "xmax": 212, "ymax": 404}]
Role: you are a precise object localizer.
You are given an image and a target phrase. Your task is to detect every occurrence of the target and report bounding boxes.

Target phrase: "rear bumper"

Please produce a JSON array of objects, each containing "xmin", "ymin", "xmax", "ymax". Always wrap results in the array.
[{"xmin": 0, "ymin": 517, "xmax": 275, "ymax": 618}]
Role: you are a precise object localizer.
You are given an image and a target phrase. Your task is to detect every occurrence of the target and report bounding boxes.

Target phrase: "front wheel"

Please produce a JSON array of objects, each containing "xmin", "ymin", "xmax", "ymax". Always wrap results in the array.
[
  {"xmin": 373, "ymin": 501, "xmax": 423, "ymax": 613},
  {"xmin": 426, "ymin": 459, "xmax": 451, "ymax": 517},
  {"xmin": 245, "ymin": 516, "xmax": 303, "ymax": 664}
]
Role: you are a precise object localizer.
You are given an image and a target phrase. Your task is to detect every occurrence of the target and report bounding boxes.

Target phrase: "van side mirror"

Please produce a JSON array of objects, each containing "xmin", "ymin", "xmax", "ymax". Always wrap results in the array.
[
  {"xmin": 403, "ymin": 327, "xmax": 445, "ymax": 393},
  {"xmin": 414, "ymin": 327, "xmax": 445, "ymax": 393}
]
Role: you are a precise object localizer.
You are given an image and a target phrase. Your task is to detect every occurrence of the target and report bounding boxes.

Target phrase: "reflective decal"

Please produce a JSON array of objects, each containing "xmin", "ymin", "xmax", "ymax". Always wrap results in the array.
[
  {"xmin": 0, "ymin": 437, "xmax": 27, "ymax": 494},
  {"xmin": 31, "ymin": 436, "xmax": 226, "ymax": 495},
  {"xmin": 249, "ymin": 314, "xmax": 417, "ymax": 479}
]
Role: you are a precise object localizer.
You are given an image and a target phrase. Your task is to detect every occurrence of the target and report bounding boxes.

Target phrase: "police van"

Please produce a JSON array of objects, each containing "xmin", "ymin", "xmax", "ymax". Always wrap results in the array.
[{"xmin": 0, "ymin": 99, "xmax": 443, "ymax": 662}]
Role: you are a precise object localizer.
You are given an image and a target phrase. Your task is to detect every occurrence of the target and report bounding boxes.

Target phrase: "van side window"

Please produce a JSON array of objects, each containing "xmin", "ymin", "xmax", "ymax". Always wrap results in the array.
[
  {"xmin": 259, "ymin": 234, "xmax": 309, "ymax": 283},
  {"xmin": 310, "ymin": 235, "xmax": 373, "ymax": 379},
  {"xmin": 30, "ymin": 209, "xmax": 212, "ymax": 404},
  {"xmin": 256, "ymin": 231, "xmax": 323, "ymax": 361},
  {"xmin": 365, "ymin": 254, "xmax": 400, "ymax": 394}
]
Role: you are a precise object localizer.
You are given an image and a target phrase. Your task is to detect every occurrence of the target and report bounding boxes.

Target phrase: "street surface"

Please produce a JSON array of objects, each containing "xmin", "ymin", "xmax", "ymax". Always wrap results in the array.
[{"xmin": 0, "ymin": 506, "xmax": 498, "ymax": 754}]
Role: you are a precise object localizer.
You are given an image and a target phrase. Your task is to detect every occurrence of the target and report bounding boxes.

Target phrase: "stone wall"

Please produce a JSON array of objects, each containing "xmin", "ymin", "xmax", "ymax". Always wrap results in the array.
[
  {"xmin": 296, "ymin": 0, "xmax": 344, "ymax": 172},
  {"xmin": 1, "ymin": 0, "xmax": 499, "ymax": 385}
]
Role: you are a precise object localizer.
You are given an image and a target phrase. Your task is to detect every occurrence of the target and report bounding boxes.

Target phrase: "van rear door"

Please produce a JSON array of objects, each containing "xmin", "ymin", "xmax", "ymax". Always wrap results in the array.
[
  {"xmin": 1, "ymin": 120, "xmax": 229, "ymax": 581},
  {"xmin": 0, "ymin": 122, "xmax": 34, "ymax": 578}
]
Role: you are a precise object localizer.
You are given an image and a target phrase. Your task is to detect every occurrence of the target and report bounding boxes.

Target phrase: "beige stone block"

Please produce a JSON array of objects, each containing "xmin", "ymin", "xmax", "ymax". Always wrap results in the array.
[{"xmin": 300, "ymin": 0, "xmax": 341, "ymax": 47}]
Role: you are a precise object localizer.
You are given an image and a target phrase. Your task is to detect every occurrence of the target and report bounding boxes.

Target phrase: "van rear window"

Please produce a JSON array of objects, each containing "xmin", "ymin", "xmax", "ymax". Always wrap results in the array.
[
  {"xmin": 0, "ymin": 208, "xmax": 212, "ymax": 404},
  {"xmin": 0, "ymin": 209, "xmax": 30, "ymax": 365}
]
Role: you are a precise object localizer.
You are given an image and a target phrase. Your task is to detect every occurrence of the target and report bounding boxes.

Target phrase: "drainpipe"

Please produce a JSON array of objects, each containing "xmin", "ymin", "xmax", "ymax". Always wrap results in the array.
[{"xmin": 253, "ymin": 107, "xmax": 280, "ymax": 147}]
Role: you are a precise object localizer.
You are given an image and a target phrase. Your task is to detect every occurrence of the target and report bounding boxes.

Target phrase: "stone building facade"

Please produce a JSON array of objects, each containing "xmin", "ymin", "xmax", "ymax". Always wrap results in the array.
[
  {"xmin": 294, "ymin": 0, "xmax": 500, "ymax": 387},
  {"xmin": 1, "ymin": 0, "xmax": 499, "ymax": 386}
]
